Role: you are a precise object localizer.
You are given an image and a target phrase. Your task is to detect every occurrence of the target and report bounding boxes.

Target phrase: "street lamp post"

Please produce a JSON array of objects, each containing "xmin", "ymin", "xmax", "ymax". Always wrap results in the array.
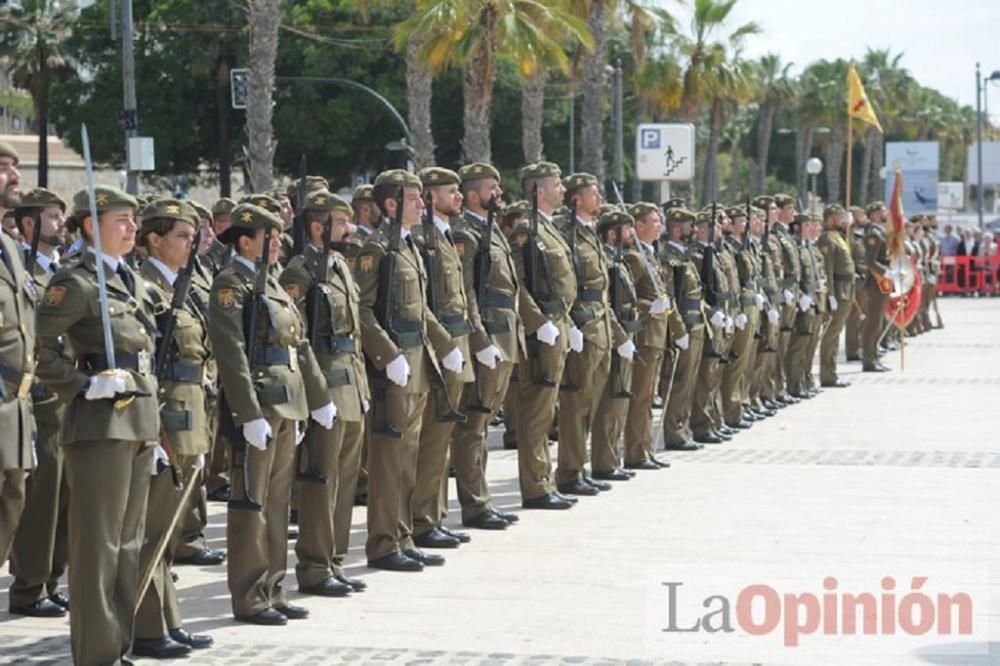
[
  {"xmin": 806, "ymin": 157, "xmax": 823, "ymax": 213},
  {"xmin": 975, "ymin": 63, "xmax": 1000, "ymax": 232}
]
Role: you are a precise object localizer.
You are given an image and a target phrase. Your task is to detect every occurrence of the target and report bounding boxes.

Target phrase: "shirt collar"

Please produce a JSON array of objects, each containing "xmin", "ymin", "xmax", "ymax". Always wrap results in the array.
[
  {"xmin": 464, "ymin": 209, "xmax": 486, "ymax": 223},
  {"xmin": 86, "ymin": 246, "xmax": 122, "ymax": 272},
  {"xmin": 233, "ymin": 254, "xmax": 257, "ymax": 272},
  {"xmin": 20, "ymin": 243, "xmax": 59, "ymax": 273},
  {"xmin": 432, "ymin": 215, "xmax": 451, "ymax": 235},
  {"xmin": 146, "ymin": 256, "xmax": 178, "ymax": 286},
  {"xmin": 637, "ymin": 238, "xmax": 655, "ymax": 254},
  {"xmin": 667, "ymin": 240, "xmax": 686, "ymax": 252}
]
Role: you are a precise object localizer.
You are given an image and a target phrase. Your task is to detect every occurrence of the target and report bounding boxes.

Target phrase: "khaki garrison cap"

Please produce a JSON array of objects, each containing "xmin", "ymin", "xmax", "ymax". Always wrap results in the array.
[
  {"xmin": 72, "ymin": 185, "xmax": 138, "ymax": 215},
  {"xmin": 419, "ymin": 167, "xmax": 461, "ymax": 187},
  {"xmin": 374, "ymin": 169, "xmax": 422, "ymax": 189},
  {"xmin": 518, "ymin": 162, "xmax": 561, "ymax": 180},
  {"xmin": 19, "ymin": 187, "xmax": 66, "ymax": 212},
  {"xmin": 458, "ymin": 162, "xmax": 501, "ymax": 183}
]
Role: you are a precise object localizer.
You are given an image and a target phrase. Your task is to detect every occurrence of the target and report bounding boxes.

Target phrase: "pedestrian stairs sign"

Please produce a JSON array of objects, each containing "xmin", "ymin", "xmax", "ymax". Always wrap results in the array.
[{"xmin": 636, "ymin": 123, "xmax": 695, "ymax": 182}]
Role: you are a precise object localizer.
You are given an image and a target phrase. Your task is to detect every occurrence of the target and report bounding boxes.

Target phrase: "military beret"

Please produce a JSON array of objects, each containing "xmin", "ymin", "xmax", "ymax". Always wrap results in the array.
[
  {"xmin": 374, "ymin": 169, "xmax": 422, "ymax": 189},
  {"xmin": 0, "ymin": 139, "xmax": 20, "ymax": 165},
  {"xmin": 866, "ymin": 201, "xmax": 887, "ymax": 214},
  {"xmin": 240, "ymin": 193, "xmax": 282, "ymax": 215},
  {"xmin": 725, "ymin": 205, "xmax": 747, "ymax": 219},
  {"xmin": 662, "ymin": 196, "xmax": 687, "ymax": 211},
  {"xmin": 849, "ymin": 205, "xmax": 865, "ymax": 215},
  {"xmin": 518, "ymin": 161, "xmax": 561, "ymax": 180},
  {"xmin": 597, "ymin": 203, "xmax": 617, "ymax": 217},
  {"xmin": 227, "ymin": 203, "xmax": 283, "ymax": 233},
  {"xmin": 458, "ymin": 162, "xmax": 501, "ymax": 183},
  {"xmin": 773, "ymin": 193, "xmax": 795, "ymax": 208},
  {"xmin": 793, "ymin": 213, "xmax": 811, "ymax": 225},
  {"xmin": 212, "ymin": 197, "xmax": 237, "ymax": 216},
  {"xmin": 141, "ymin": 198, "xmax": 198, "ymax": 225},
  {"xmin": 503, "ymin": 200, "xmax": 531, "ymax": 220},
  {"xmin": 352, "ymin": 184, "xmax": 374, "ymax": 202},
  {"xmin": 18, "ymin": 187, "xmax": 66, "ymax": 212},
  {"xmin": 695, "ymin": 209, "xmax": 718, "ymax": 225},
  {"xmin": 134, "ymin": 194, "xmax": 153, "ymax": 208},
  {"xmin": 752, "ymin": 195, "xmax": 775, "ymax": 209},
  {"xmin": 303, "ymin": 190, "xmax": 350, "ymax": 214},
  {"xmin": 629, "ymin": 202, "xmax": 659, "ymax": 219},
  {"xmin": 750, "ymin": 206, "xmax": 766, "ymax": 218},
  {"xmin": 419, "ymin": 166, "xmax": 460, "ymax": 187},
  {"xmin": 597, "ymin": 210, "xmax": 634, "ymax": 234},
  {"xmin": 665, "ymin": 208, "xmax": 696, "ymax": 224},
  {"xmin": 563, "ymin": 172, "xmax": 598, "ymax": 194},
  {"xmin": 822, "ymin": 204, "xmax": 845, "ymax": 219},
  {"xmin": 189, "ymin": 200, "xmax": 212, "ymax": 221},
  {"xmin": 286, "ymin": 176, "xmax": 329, "ymax": 201},
  {"xmin": 72, "ymin": 185, "xmax": 138, "ymax": 215}
]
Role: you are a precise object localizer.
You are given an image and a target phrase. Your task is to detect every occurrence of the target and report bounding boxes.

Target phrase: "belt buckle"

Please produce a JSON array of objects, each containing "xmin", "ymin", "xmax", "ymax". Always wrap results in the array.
[
  {"xmin": 288, "ymin": 346, "xmax": 298, "ymax": 372},
  {"xmin": 17, "ymin": 372, "xmax": 34, "ymax": 399},
  {"xmin": 137, "ymin": 350, "xmax": 152, "ymax": 375}
]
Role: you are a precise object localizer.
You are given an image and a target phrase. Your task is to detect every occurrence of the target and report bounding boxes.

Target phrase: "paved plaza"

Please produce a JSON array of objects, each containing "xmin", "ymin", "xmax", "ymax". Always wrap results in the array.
[{"xmin": 2, "ymin": 297, "xmax": 998, "ymax": 665}]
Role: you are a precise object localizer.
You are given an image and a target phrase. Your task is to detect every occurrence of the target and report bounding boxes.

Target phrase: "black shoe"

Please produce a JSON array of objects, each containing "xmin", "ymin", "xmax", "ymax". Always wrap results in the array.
[
  {"xmin": 368, "ymin": 552, "xmax": 423, "ymax": 572},
  {"xmin": 131, "ymin": 636, "xmax": 192, "ymax": 659},
  {"xmin": 694, "ymin": 433, "xmax": 724, "ymax": 445},
  {"xmin": 789, "ymin": 391, "xmax": 808, "ymax": 400},
  {"xmin": 412, "ymin": 526, "xmax": 461, "ymax": 549},
  {"xmin": 624, "ymin": 459, "xmax": 660, "ymax": 470},
  {"xmin": 463, "ymin": 510, "xmax": 509, "ymax": 530},
  {"xmin": 652, "ymin": 396, "xmax": 664, "ymax": 409},
  {"xmin": 557, "ymin": 479, "xmax": 600, "ymax": 496},
  {"xmin": 863, "ymin": 364, "xmax": 890, "ymax": 372},
  {"xmin": 48, "ymin": 592, "xmax": 70, "ymax": 610},
  {"xmin": 207, "ymin": 486, "xmax": 230, "ymax": 502},
  {"xmin": 235, "ymin": 608, "xmax": 287, "ymax": 625},
  {"xmin": 168, "ymin": 628, "xmax": 213, "ymax": 649},
  {"xmin": 503, "ymin": 439, "xmax": 518, "ymax": 450},
  {"xmin": 582, "ymin": 475, "xmax": 612, "ymax": 491},
  {"xmin": 663, "ymin": 440, "xmax": 700, "ymax": 451},
  {"xmin": 845, "ymin": 355, "xmax": 861, "ymax": 362},
  {"xmin": 782, "ymin": 394, "xmax": 801, "ymax": 404},
  {"xmin": 9, "ymin": 598, "xmax": 67, "ymax": 617},
  {"xmin": 334, "ymin": 574, "xmax": 367, "ymax": 592},
  {"xmin": 174, "ymin": 548, "xmax": 226, "ymax": 566},
  {"xmin": 403, "ymin": 547, "xmax": 445, "ymax": 566},
  {"xmin": 354, "ymin": 493, "xmax": 367, "ymax": 507},
  {"xmin": 552, "ymin": 491, "xmax": 579, "ymax": 504},
  {"xmin": 726, "ymin": 420, "xmax": 752, "ymax": 430},
  {"xmin": 522, "ymin": 493, "xmax": 574, "ymax": 510},
  {"xmin": 490, "ymin": 508, "xmax": 519, "ymax": 523},
  {"xmin": 287, "ymin": 525, "xmax": 299, "ymax": 540},
  {"xmin": 170, "ymin": 570, "xmax": 179, "ymax": 583},
  {"xmin": 761, "ymin": 398, "xmax": 780, "ymax": 410},
  {"xmin": 439, "ymin": 525, "xmax": 471, "ymax": 543},
  {"xmin": 714, "ymin": 429, "xmax": 733, "ymax": 442},
  {"xmin": 299, "ymin": 576, "xmax": 353, "ymax": 597},
  {"xmin": 742, "ymin": 411, "xmax": 761, "ymax": 422},
  {"xmin": 274, "ymin": 603, "xmax": 309, "ymax": 620},
  {"xmin": 651, "ymin": 457, "xmax": 672, "ymax": 468},
  {"xmin": 591, "ymin": 468, "xmax": 632, "ymax": 481}
]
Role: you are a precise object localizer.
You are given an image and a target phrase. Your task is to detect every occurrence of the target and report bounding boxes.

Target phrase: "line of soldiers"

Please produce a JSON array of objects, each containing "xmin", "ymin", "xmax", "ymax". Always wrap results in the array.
[{"xmin": 0, "ymin": 138, "xmax": 940, "ymax": 664}]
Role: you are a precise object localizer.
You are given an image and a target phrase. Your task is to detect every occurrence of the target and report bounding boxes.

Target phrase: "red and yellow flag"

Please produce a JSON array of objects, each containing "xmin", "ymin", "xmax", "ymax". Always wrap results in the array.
[
  {"xmin": 887, "ymin": 167, "xmax": 906, "ymax": 258},
  {"xmin": 847, "ymin": 63, "xmax": 883, "ymax": 133}
]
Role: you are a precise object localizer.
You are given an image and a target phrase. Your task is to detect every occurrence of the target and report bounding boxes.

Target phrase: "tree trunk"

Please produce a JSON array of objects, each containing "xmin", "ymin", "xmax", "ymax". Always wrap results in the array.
[
  {"xmin": 824, "ymin": 124, "xmax": 845, "ymax": 204},
  {"xmin": 406, "ymin": 38, "xmax": 435, "ymax": 169},
  {"xmin": 36, "ymin": 62, "xmax": 49, "ymax": 188},
  {"xmin": 521, "ymin": 68, "xmax": 546, "ymax": 163},
  {"xmin": 701, "ymin": 98, "xmax": 722, "ymax": 203},
  {"xmin": 215, "ymin": 46, "xmax": 232, "ymax": 198},
  {"xmin": 868, "ymin": 130, "xmax": 884, "ymax": 202},
  {"xmin": 580, "ymin": 0, "xmax": 607, "ymax": 183},
  {"xmin": 245, "ymin": 0, "xmax": 280, "ymax": 193},
  {"xmin": 859, "ymin": 127, "xmax": 876, "ymax": 208},
  {"xmin": 753, "ymin": 101, "xmax": 775, "ymax": 194},
  {"xmin": 794, "ymin": 127, "xmax": 814, "ymax": 200}
]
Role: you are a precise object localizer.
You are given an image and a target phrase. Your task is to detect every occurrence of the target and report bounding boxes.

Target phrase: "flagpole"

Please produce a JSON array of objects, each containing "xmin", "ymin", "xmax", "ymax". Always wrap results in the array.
[{"xmin": 845, "ymin": 115, "xmax": 853, "ymax": 208}]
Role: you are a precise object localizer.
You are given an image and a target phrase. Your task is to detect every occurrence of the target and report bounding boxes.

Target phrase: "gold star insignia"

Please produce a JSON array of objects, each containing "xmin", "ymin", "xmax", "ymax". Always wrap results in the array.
[
  {"xmin": 165, "ymin": 205, "xmax": 180, "ymax": 214},
  {"xmin": 314, "ymin": 195, "xmax": 326, "ymax": 205},
  {"xmin": 241, "ymin": 211, "xmax": 253, "ymax": 223},
  {"xmin": 96, "ymin": 193, "xmax": 108, "ymax": 206},
  {"xmin": 429, "ymin": 172, "xmax": 440, "ymax": 182},
  {"xmin": 472, "ymin": 165, "xmax": 483, "ymax": 174}
]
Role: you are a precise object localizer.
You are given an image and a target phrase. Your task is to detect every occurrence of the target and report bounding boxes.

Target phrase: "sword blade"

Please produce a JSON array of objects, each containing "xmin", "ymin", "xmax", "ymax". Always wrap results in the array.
[{"xmin": 81, "ymin": 124, "xmax": 116, "ymax": 369}]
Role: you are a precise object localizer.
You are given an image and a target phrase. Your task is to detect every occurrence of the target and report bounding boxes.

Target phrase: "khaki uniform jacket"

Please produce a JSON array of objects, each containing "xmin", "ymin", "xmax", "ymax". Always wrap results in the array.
[
  {"xmin": 717, "ymin": 241, "xmax": 742, "ymax": 314},
  {"xmin": 817, "ymin": 230, "xmax": 856, "ymax": 303},
  {"xmin": 36, "ymin": 251, "xmax": 160, "ymax": 445},
  {"xmin": 760, "ymin": 232, "xmax": 785, "ymax": 303},
  {"xmin": 864, "ymin": 223, "xmax": 890, "ymax": 282},
  {"xmin": 140, "ymin": 261, "xmax": 212, "ymax": 455},
  {"xmin": 660, "ymin": 241, "xmax": 706, "ymax": 332},
  {"xmin": 200, "ymin": 239, "xmax": 232, "ymax": 277},
  {"xmin": 0, "ymin": 233, "xmax": 36, "ymax": 468},
  {"xmin": 850, "ymin": 230, "xmax": 868, "ymax": 286},
  {"xmin": 280, "ymin": 245, "xmax": 369, "ymax": 422},
  {"xmin": 412, "ymin": 220, "xmax": 474, "ymax": 384},
  {"xmin": 21, "ymin": 251, "xmax": 69, "ymax": 419},
  {"xmin": 208, "ymin": 257, "xmax": 328, "ymax": 426},
  {"xmin": 806, "ymin": 241, "xmax": 828, "ymax": 315},
  {"xmin": 623, "ymin": 241, "xmax": 685, "ymax": 350},
  {"xmin": 510, "ymin": 214, "xmax": 578, "ymax": 339},
  {"xmin": 603, "ymin": 244, "xmax": 640, "ymax": 336},
  {"xmin": 725, "ymin": 236, "xmax": 760, "ymax": 313},
  {"xmin": 557, "ymin": 217, "xmax": 626, "ymax": 352},
  {"xmin": 452, "ymin": 210, "xmax": 524, "ymax": 363},
  {"xmin": 774, "ymin": 223, "xmax": 801, "ymax": 296},
  {"xmin": 355, "ymin": 225, "xmax": 446, "ymax": 393}
]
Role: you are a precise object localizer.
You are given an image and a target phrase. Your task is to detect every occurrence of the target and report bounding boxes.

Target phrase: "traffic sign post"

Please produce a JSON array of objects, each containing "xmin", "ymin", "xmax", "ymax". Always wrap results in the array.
[{"xmin": 636, "ymin": 123, "xmax": 695, "ymax": 182}]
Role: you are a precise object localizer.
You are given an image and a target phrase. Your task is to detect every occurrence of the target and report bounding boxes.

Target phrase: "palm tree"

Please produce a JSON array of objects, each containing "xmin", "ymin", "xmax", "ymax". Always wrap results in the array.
[
  {"xmin": 0, "ymin": 0, "xmax": 76, "ymax": 187},
  {"xmin": 520, "ymin": 68, "xmax": 546, "ymax": 163},
  {"xmin": 699, "ymin": 45, "xmax": 754, "ymax": 202},
  {"xmin": 395, "ymin": 0, "xmax": 591, "ymax": 164},
  {"xmin": 797, "ymin": 59, "xmax": 850, "ymax": 202},
  {"xmin": 751, "ymin": 53, "xmax": 794, "ymax": 194},
  {"xmin": 246, "ymin": 0, "xmax": 281, "ymax": 192}
]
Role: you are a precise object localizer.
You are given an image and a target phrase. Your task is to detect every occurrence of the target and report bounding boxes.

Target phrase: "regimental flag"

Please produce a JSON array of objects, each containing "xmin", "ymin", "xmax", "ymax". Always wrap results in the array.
[
  {"xmin": 847, "ymin": 63, "xmax": 884, "ymax": 133},
  {"xmin": 887, "ymin": 168, "xmax": 906, "ymax": 258}
]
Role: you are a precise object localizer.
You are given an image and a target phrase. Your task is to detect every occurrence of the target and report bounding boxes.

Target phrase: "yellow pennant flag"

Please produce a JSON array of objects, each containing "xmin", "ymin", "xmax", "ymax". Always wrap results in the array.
[{"xmin": 847, "ymin": 63, "xmax": 883, "ymax": 133}]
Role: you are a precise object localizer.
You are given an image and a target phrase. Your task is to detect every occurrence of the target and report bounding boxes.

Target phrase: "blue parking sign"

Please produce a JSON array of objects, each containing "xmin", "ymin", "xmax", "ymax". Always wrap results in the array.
[{"xmin": 641, "ymin": 128, "xmax": 661, "ymax": 150}]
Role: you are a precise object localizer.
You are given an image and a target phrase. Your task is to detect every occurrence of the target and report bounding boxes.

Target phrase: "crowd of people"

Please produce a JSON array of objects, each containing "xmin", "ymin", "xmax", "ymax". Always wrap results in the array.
[{"xmin": 0, "ymin": 138, "xmax": 941, "ymax": 665}]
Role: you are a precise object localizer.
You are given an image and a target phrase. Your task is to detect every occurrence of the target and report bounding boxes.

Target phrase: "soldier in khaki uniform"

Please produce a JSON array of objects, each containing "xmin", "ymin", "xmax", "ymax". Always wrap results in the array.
[
  {"xmin": 8, "ymin": 187, "xmax": 71, "ymax": 618},
  {"xmin": 770, "ymin": 194, "xmax": 802, "ymax": 404},
  {"xmin": 749, "ymin": 196, "xmax": 783, "ymax": 412},
  {"xmin": 818, "ymin": 205, "xmax": 855, "ymax": 388},
  {"xmin": 450, "ymin": 163, "xmax": 523, "ymax": 530},
  {"xmin": 844, "ymin": 205, "xmax": 868, "ymax": 361},
  {"xmin": 410, "ymin": 167, "xmax": 475, "ymax": 548},
  {"xmin": 623, "ymin": 203, "xmax": 685, "ymax": 467},
  {"xmin": 280, "ymin": 191, "xmax": 370, "ymax": 596},
  {"xmin": 508, "ymin": 162, "xmax": 578, "ymax": 510},
  {"xmin": 861, "ymin": 201, "xmax": 891, "ymax": 372},
  {"xmin": 133, "ymin": 199, "xmax": 215, "ymax": 658},
  {"xmin": 352, "ymin": 183, "xmax": 379, "ymax": 243},
  {"xmin": 708, "ymin": 208, "xmax": 740, "ymax": 436},
  {"xmin": 801, "ymin": 213, "xmax": 828, "ymax": 394},
  {"xmin": 720, "ymin": 205, "xmax": 761, "ymax": 429},
  {"xmin": 785, "ymin": 214, "xmax": 821, "ymax": 397},
  {"xmin": 209, "ymin": 203, "xmax": 333, "ymax": 625},
  {"xmin": 35, "ymin": 185, "xmax": 159, "ymax": 665},
  {"xmin": 659, "ymin": 207, "xmax": 704, "ymax": 451},
  {"xmin": 0, "ymin": 139, "xmax": 34, "ymax": 567},
  {"xmin": 743, "ymin": 205, "xmax": 777, "ymax": 419},
  {"xmin": 356, "ymin": 170, "xmax": 452, "ymax": 570}
]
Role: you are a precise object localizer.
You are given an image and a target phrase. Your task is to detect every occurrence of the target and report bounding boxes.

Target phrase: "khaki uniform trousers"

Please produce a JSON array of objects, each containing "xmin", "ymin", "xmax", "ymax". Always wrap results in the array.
[
  {"xmin": 590, "ymin": 355, "xmax": 633, "ymax": 473},
  {"xmin": 516, "ymin": 343, "xmax": 568, "ymax": 500},
  {"xmin": 135, "ymin": 468, "xmax": 183, "ymax": 640},
  {"xmin": 0, "ymin": 468, "xmax": 27, "ymax": 562},
  {"xmin": 862, "ymin": 281, "xmax": 889, "ymax": 367},
  {"xmin": 623, "ymin": 346, "xmax": 664, "ymax": 465},
  {"xmin": 662, "ymin": 326, "xmax": 705, "ymax": 446},
  {"xmin": 722, "ymin": 309, "xmax": 759, "ymax": 425},
  {"xmin": 821, "ymin": 301, "xmax": 851, "ymax": 384},
  {"xmin": 845, "ymin": 286, "xmax": 866, "ymax": 359},
  {"xmin": 556, "ymin": 343, "xmax": 611, "ymax": 484},
  {"xmin": 412, "ymin": 370, "xmax": 467, "ymax": 536}
]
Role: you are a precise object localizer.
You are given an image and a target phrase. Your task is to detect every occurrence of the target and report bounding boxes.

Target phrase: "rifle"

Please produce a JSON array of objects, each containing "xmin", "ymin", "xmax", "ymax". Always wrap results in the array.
[
  {"xmin": 222, "ymin": 225, "xmax": 273, "ymax": 512},
  {"xmin": 466, "ymin": 196, "xmax": 497, "ymax": 414},
  {"xmin": 522, "ymin": 183, "xmax": 556, "ymax": 386},
  {"xmin": 25, "ymin": 209, "xmax": 42, "ymax": 276},
  {"xmin": 559, "ymin": 207, "xmax": 581, "ymax": 392},
  {"xmin": 291, "ymin": 155, "xmax": 308, "ymax": 257},
  {"xmin": 702, "ymin": 203, "xmax": 717, "ymax": 308},
  {"xmin": 608, "ymin": 215, "xmax": 634, "ymax": 399}
]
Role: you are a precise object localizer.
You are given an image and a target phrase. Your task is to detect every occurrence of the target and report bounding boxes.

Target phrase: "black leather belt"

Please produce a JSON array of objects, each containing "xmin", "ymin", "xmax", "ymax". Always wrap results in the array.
[
  {"xmin": 0, "ymin": 363, "xmax": 33, "ymax": 400},
  {"xmin": 577, "ymin": 288, "xmax": 603, "ymax": 302},
  {"xmin": 480, "ymin": 292, "xmax": 515, "ymax": 310},
  {"xmin": 438, "ymin": 313, "xmax": 472, "ymax": 337},
  {"xmin": 254, "ymin": 346, "xmax": 291, "ymax": 367},
  {"xmin": 390, "ymin": 320, "xmax": 424, "ymax": 349},
  {"xmin": 740, "ymin": 294, "xmax": 757, "ymax": 307},
  {"xmin": 81, "ymin": 352, "xmax": 154, "ymax": 375},
  {"xmin": 679, "ymin": 297, "xmax": 701, "ymax": 312},
  {"xmin": 538, "ymin": 299, "xmax": 566, "ymax": 316},
  {"xmin": 316, "ymin": 335, "xmax": 357, "ymax": 354},
  {"xmin": 159, "ymin": 361, "xmax": 203, "ymax": 384}
]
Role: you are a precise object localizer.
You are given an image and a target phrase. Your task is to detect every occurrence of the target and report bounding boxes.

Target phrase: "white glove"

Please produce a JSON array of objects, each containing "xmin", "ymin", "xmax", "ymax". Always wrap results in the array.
[
  {"xmin": 782, "ymin": 288, "xmax": 794, "ymax": 304},
  {"xmin": 798, "ymin": 294, "xmax": 813, "ymax": 312},
  {"xmin": 151, "ymin": 444, "xmax": 169, "ymax": 476},
  {"xmin": 242, "ymin": 418, "xmax": 271, "ymax": 450},
  {"xmin": 84, "ymin": 369, "xmax": 129, "ymax": 400},
  {"xmin": 710, "ymin": 310, "xmax": 726, "ymax": 328},
  {"xmin": 311, "ymin": 401, "xmax": 337, "ymax": 429},
  {"xmin": 754, "ymin": 293, "xmax": 765, "ymax": 309},
  {"xmin": 650, "ymin": 295, "xmax": 671, "ymax": 315},
  {"xmin": 674, "ymin": 333, "xmax": 690, "ymax": 350},
  {"xmin": 475, "ymin": 345, "xmax": 503, "ymax": 369},
  {"xmin": 386, "ymin": 354, "xmax": 411, "ymax": 387},
  {"xmin": 535, "ymin": 321, "xmax": 560, "ymax": 346},
  {"xmin": 568, "ymin": 326, "xmax": 584, "ymax": 353},
  {"xmin": 735, "ymin": 313, "xmax": 748, "ymax": 330},
  {"xmin": 362, "ymin": 398, "xmax": 370, "ymax": 413},
  {"xmin": 767, "ymin": 307, "xmax": 781, "ymax": 324},
  {"xmin": 724, "ymin": 316, "xmax": 734, "ymax": 335},
  {"xmin": 194, "ymin": 453, "xmax": 206, "ymax": 471},
  {"xmin": 829, "ymin": 295, "xmax": 839, "ymax": 311},
  {"xmin": 616, "ymin": 339, "xmax": 636, "ymax": 360},
  {"xmin": 442, "ymin": 347, "xmax": 464, "ymax": 373}
]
